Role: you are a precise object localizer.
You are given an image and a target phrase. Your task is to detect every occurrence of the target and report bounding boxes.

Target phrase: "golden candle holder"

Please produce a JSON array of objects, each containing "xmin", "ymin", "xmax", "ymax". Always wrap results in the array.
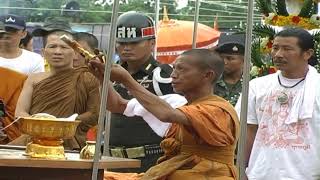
[{"xmin": 19, "ymin": 117, "xmax": 80, "ymax": 159}]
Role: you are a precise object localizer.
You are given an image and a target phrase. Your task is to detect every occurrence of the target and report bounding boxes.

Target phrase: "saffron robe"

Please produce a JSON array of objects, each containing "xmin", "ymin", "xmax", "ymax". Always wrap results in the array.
[
  {"xmin": 30, "ymin": 67, "xmax": 100, "ymax": 149},
  {"xmin": 104, "ymin": 95, "xmax": 240, "ymax": 180},
  {"xmin": 0, "ymin": 67, "xmax": 27, "ymax": 143}
]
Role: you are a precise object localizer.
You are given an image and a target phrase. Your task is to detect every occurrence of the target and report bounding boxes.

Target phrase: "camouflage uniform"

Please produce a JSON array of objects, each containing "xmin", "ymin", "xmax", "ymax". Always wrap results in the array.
[{"xmin": 215, "ymin": 78, "xmax": 242, "ymax": 106}]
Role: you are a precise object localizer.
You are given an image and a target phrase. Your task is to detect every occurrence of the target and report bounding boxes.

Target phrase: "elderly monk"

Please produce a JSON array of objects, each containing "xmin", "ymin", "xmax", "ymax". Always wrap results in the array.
[
  {"xmin": 0, "ymin": 67, "xmax": 27, "ymax": 144},
  {"xmin": 90, "ymin": 49, "xmax": 240, "ymax": 180},
  {"xmin": 15, "ymin": 30, "xmax": 100, "ymax": 150}
]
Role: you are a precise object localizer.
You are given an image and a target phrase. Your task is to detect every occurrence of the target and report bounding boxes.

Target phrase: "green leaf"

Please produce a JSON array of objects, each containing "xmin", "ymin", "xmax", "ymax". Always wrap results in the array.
[
  {"xmin": 299, "ymin": 0, "xmax": 314, "ymax": 18},
  {"xmin": 253, "ymin": 25, "xmax": 276, "ymax": 38},
  {"xmin": 256, "ymin": 0, "xmax": 273, "ymax": 15},
  {"xmin": 251, "ymin": 41, "xmax": 264, "ymax": 67},
  {"xmin": 276, "ymin": 0, "xmax": 289, "ymax": 16}
]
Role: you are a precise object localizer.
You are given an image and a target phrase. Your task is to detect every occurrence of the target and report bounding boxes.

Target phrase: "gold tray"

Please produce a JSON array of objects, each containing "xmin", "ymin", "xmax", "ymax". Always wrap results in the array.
[{"xmin": 19, "ymin": 117, "xmax": 81, "ymax": 139}]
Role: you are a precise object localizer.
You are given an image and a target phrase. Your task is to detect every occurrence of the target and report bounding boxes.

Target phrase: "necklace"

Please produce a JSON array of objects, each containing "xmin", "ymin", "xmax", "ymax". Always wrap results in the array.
[
  {"xmin": 276, "ymin": 75, "xmax": 306, "ymax": 104},
  {"xmin": 277, "ymin": 75, "xmax": 306, "ymax": 88}
]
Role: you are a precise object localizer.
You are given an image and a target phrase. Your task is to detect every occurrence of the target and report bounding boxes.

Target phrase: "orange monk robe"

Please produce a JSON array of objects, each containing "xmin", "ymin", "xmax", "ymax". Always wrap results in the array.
[
  {"xmin": 0, "ymin": 67, "xmax": 27, "ymax": 143},
  {"xmin": 104, "ymin": 95, "xmax": 239, "ymax": 180},
  {"xmin": 29, "ymin": 67, "xmax": 100, "ymax": 149}
]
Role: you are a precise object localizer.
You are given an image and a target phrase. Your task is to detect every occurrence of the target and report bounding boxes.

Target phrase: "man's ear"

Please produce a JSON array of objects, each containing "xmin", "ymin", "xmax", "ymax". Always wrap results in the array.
[
  {"xmin": 205, "ymin": 69, "xmax": 215, "ymax": 81},
  {"xmin": 149, "ymin": 39, "xmax": 155, "ymax": 50},
  {"xmin": 21, "ymin": 30, "xmax": 27, "ymax": 39},
  {"xmin": 304, "ymin": 49, "xmax": 314, "ymax": 62}
]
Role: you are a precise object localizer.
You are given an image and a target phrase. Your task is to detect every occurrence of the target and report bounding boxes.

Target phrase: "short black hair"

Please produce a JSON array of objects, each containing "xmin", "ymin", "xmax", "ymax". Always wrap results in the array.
[
  {"xmin": 73, "ymin": 32, "xmax": 98, "ymax": 51},
  {"xmin": 43, "ymin": 30, "xmax": 73, "ymax": 47},
  {"xmin": 19, "ymin": 31, "xmax": 32, "ymax": 47},
  {"xmin": 275, "ymin": 27, "xmax": 314, "ymax": 51},
  {"xmin": 181, "ymin": 49, "xmax": 224, "ymax": 84}
]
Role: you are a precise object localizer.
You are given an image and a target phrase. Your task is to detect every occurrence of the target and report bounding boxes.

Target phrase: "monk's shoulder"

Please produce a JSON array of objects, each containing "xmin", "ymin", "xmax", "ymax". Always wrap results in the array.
[
  {"xmin": 82, "ymin": 71, "xmax": 100, "ymax": 84},
  {"xmin": 27, "ymin": 72, "xmax": 50, "ymax": 85}
]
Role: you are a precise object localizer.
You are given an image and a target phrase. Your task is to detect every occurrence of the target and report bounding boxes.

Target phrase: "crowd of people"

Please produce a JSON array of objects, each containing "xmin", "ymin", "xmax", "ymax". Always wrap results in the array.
[{"xmin": 0, "ymin": 11, "xmax": 320, "ymax": 180}]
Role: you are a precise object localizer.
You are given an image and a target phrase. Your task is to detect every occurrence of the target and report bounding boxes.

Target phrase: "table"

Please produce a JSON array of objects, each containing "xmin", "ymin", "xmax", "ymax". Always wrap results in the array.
[{"xmin": 0, "ymin": 148, "xmax": 141, "ymax": 180}]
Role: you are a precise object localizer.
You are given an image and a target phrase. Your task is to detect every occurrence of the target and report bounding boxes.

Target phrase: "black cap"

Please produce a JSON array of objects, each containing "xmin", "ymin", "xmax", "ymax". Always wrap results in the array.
[
  {"xmin": 116, "ymin": 11, "xmax": 155, "ymax": 43},
  {"xmin": 32, "ymin": 17, "xmax": 74, "ymax": 36},
  {"xmin": 0, "ymin": 14, "xmax": 26, "ymax": 30},
  {"xmin": 216, "ymin": 33, "xmax": 245, "ymax": 55}
]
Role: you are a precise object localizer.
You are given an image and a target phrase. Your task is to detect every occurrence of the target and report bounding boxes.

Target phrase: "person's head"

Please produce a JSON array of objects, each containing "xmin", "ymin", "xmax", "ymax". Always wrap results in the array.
[
  {"xmin": 73, "ymin": 32, "xmax": 98, "ymax": 68},
  {"xmin": 19, "ymin": 31, "xmax": 33, "ymax": 51},
  {"xmin": 42, "ymin": 31, "xmax": 75, "ymax": 71},
  {"xmin": 216, "ymin": 33, "xmax": 245, "ymax": 76},
  {"xmin": 271, "ymin": 27, "xmax": 314, "ymax": 76},
  {"xmin": 115, "ymin": 11, "xmax": 155, "ymax": 63},
  {"xmin": 171, "ymin": 49, "xmax": 224, "ymax": 95},
  {"xmin": 0, "ymin": 14, "xmax": 27, "ymax": 48}
]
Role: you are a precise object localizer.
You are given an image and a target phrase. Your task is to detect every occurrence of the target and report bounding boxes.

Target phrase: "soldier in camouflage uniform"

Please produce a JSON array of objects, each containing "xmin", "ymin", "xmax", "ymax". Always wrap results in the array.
[
  {"xmin": 214, "ymin": 33, "xmax": 245, "ymax": 106},
  {"xmin": 109, "ymin": 12, "xmax": 174, "ymax": 173}
]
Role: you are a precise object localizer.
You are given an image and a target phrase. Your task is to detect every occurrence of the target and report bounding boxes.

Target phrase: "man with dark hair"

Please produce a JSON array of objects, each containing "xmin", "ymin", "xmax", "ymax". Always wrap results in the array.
[
  {"xmin": 0, "ymin": 14, "xmax": 44, "ymax": 75},
  {"xmin": 215, "ymin": 33, "xmax": 245, "ymax": 106},
  {"xmin": 0, "ymin": 22, "xmax": 28, "ymax": 144},
  {"xmin": 90, "ymin": 49, "xmax": 240, "ymax": 179},
  {"xmin": 73, "ymin": 32, "xmax": 98, "ymax": 68},
  {"xmin": 236, "ymin": 27, "xmax": 320, "ymax": 179},
  {"xmin": 15, "ymin": 29, "xmax": 100, "ymax": 150},
  {"xmin": 105, "ymin": 11, "xmax": 175, "ymax": 172},
  {"xmin": 32, "ymin": 17, "xmax": 76, "ymax": 72},
  {"xmin": 19, "ymin": 31, "xmax": 33, "ymax": 52}
]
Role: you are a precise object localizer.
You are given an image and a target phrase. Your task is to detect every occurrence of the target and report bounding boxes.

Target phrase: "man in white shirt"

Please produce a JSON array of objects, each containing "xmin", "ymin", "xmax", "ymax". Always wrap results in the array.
[
  {"xmin": 236, "ymin": 28, "xmax": 320, "ymax": 180},
  {"xmin": 0, "ymin": 14, "xmax": 44, "ymax": 75}
]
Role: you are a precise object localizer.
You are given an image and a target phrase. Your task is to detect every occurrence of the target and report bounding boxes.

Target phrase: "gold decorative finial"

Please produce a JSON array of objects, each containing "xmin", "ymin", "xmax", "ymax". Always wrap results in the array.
[{"xmin": 163, "ymin": 6, "xmax": 169, "ymax": 22}]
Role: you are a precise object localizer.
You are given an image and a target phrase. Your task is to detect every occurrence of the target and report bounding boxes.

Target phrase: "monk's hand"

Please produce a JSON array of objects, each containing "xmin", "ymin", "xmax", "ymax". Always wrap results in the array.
[
  {"xmin": 88, "ymin": 58, "xmax": 105, "ymax": 84},
  {"xmin": 110, "ymin": 64, "xmax": 131, "ymax": 83}
]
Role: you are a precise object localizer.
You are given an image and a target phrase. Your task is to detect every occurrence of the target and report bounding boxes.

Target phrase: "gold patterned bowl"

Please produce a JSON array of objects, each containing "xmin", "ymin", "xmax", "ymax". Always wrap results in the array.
[{"xmin": 19, "ymin": 117, "xmax": 81, "ymax": 139}]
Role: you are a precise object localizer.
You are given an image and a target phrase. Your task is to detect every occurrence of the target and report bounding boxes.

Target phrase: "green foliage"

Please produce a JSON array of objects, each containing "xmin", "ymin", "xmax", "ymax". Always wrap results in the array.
[
  {"xmin": 251, "ymin": 41, "xmax": 264, "ymax": 67},
  {"xmin": 298, "ymin": 0, "xmax": 314, "ymax": 18},
  {"xmin": 253, "ymin": 24, "xmax": 276, "ymax": 38},
  {"xmin": 256, "ymin": 0, "xmax": 273, "ymax": 16},
  {"xmin": 2, "ymin": 0, "xmax": 251, "ymax": 29},
  {"xmin": 276, "ymin": 0, "xmax": 288, "ymax": 16}
]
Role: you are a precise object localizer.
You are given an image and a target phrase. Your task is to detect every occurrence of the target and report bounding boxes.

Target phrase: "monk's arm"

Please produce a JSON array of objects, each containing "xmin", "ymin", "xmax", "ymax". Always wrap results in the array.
[
  {"xmin": 15, "ymin": 76, "xmax": 34, "ymax": 117},
  {"xmin": 78, "ymin": 76, "xmax": 128, "ymax": 123},
  {"xmin": 106, "ymin": 82, "xmax": 128, "ymax": 113},
  {"xmin": 122, "ymin": 77, "xmax": 191, "ymax": 126},
  {"xmin": 246, "ymin": 124, "xmax": 258, "ymax": 167}
]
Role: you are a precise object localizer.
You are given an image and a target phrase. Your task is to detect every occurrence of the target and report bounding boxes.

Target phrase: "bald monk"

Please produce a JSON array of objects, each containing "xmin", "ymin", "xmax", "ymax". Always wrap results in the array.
[
  {"xmin": 15, "ymin": 30, "xmax": 100, "ymax": 149},
  {"xmin": 90, "ymin": 49, "xmax": 240, "ymax": 180},
  {"xmin": 0, "ymin": 67, "xmax": 27, "ymax": 144}
]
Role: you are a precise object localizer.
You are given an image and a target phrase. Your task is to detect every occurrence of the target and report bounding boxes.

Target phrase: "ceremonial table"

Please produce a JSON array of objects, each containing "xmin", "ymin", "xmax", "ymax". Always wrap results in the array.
[{"xmin": 0, "ymin": 147, "xmax": 140, "ymax": 180}]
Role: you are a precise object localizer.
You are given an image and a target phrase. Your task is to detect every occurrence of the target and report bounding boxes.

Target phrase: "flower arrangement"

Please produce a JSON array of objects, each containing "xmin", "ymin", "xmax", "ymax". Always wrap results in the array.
[
  {"xmin": 264, "ymin": 13, "xmax": 320, "ymax": 30},
  {"xmin": 248, "ymin": 0, "xmax": 320, "ymax": 77}
]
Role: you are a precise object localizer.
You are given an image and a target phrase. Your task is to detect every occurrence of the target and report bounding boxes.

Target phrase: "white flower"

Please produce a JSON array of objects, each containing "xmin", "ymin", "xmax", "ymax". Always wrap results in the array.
[
  {"xmin": 250, "ymin": 66, "xmax": 260, "ymax": 77},
  {"xmin": 310, "ymin": 14, "xmax": 320, "ymax": 25}
]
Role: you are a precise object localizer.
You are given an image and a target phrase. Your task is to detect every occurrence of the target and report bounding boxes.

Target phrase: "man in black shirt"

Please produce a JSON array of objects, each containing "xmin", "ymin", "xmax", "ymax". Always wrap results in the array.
[{"xmin": 110, "ymin": 11, "xmax": 174, "ymax": 172}]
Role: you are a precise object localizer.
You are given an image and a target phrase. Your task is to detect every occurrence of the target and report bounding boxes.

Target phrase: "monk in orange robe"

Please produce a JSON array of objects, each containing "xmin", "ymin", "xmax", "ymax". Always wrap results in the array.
[
  {"xmin": 90, "ymin": 49, "xmax": 240, "ymax": 180},
  {"xmin": 15, "ymin": 31, "xmax": 100, "ymax": 149},
  {"xmin": 0, "ymin": 67, "xmax": 27, "ymax": 144}
]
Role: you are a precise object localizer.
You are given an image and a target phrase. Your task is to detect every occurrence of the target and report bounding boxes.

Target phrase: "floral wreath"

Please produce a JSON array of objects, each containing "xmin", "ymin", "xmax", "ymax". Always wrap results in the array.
[{"xmin": 249, "ymin": 0, "xmax": 320, "ymax": 78}]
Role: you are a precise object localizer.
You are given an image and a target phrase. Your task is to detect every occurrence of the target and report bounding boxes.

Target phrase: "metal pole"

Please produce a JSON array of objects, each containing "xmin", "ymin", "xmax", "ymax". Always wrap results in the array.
[
  {"xmin": 103, "ymin": 111, "xmax": 111, "ymax": 156},
  {"xmin": 91, "ymin": 0, "xmax": 120, "ymax": 179},
  {"xmin": 154, "ymin": 0, "xmax": 160, "ymax": 57},
  {"xmin": 192, "ymin": 0, "xmax": 200, "ymax": 49},
  {"xmin": 236, "ymin": 0, "xmax": 254, "ymax": 179}
]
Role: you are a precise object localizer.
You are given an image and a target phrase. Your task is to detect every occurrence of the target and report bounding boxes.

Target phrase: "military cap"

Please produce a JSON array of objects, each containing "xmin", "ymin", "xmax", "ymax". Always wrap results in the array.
[{"xmin": 216, "ymin": 33, "xmax": 245, "ymax": 55}]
